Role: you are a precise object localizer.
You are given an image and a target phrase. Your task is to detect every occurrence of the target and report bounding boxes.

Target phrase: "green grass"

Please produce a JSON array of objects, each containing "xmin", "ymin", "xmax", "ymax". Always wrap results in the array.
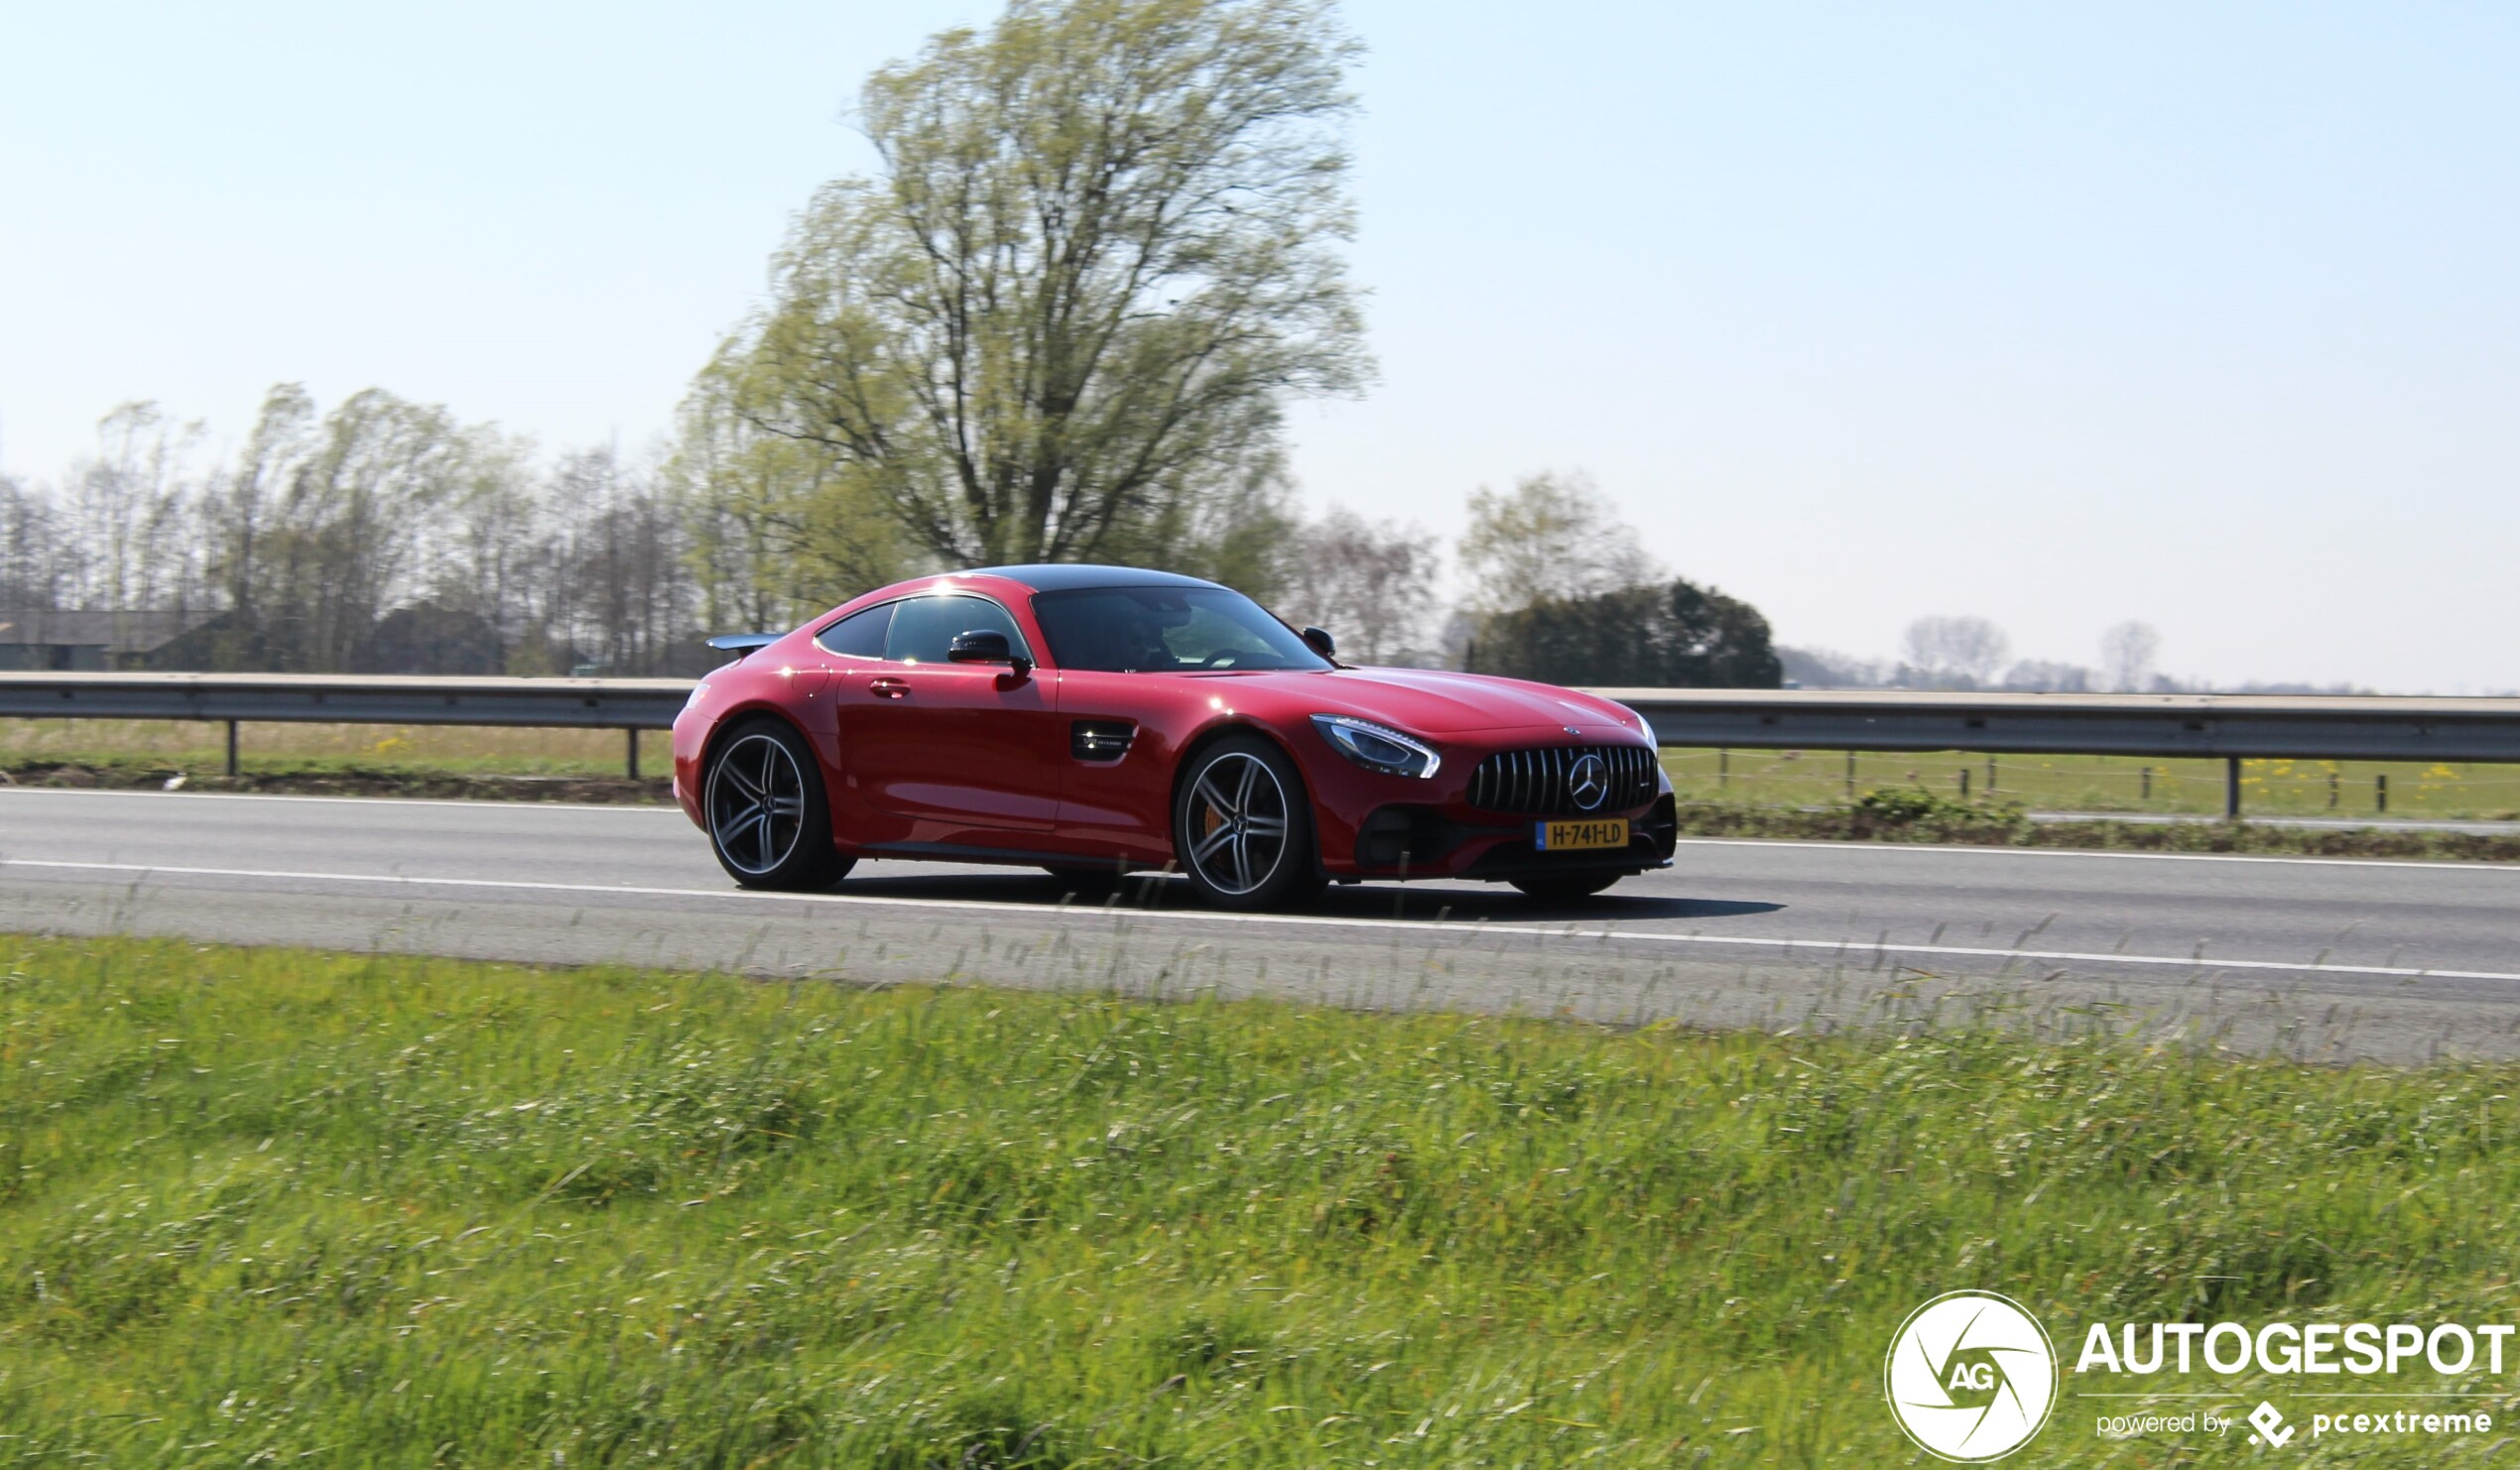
[
  {"xmin": 0, "ymin": 718, "xmax": 643, "ymax": 779},
  {"xmin": 6, "ymin": 937, "xmax": 2520, "ymax": 1464},
  {"xmin": 1663, "ymin": 748, "xmax": 2520, "ymax": 821}
]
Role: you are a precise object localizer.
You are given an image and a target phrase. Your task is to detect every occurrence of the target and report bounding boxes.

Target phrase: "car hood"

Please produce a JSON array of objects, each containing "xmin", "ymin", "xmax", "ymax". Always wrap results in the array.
[{"xmin": 1225, "ymin": 667, "xmax": 1648, "ymax": 739}]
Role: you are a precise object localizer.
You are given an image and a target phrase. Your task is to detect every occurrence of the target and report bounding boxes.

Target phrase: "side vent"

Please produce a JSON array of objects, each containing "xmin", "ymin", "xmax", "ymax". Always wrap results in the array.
[{"xmin": 1071, "ymin": 720, "xmax": 1137, "ymax": 763}]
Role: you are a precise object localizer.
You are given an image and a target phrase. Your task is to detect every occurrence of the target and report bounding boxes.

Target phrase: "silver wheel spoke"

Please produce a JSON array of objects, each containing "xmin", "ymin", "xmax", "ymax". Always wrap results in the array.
[
  {"xmin": 1183, "ymin": 751, "xmax": 1293, "ymax": 897},
  {"xmin": 712, "ymin": 733, "xmax": 808, "ymax": 876}
]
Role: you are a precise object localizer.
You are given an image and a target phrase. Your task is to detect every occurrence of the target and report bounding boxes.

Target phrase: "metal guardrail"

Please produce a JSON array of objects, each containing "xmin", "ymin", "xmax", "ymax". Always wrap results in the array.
[
  {"xmin": 4, "ymin": 673, "xmax": 2516, "ymax": 812},
  {"xmin": 0, "ymin": 672, "xmax": 692, "ymax": 779},
  {"xmin": 1599, "ymin": 687, "xmax": 2520, "ymax": 816},
  {"xmin": 1596, "ymin": 688, "xmax": 2520, "ymax": 763}
]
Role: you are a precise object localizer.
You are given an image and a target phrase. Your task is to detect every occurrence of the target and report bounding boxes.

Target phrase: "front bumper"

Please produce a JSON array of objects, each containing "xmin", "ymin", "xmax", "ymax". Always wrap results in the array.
[{"xmin": 1344, "ymin": 791, "xmax": 1679, "ymax": 882}]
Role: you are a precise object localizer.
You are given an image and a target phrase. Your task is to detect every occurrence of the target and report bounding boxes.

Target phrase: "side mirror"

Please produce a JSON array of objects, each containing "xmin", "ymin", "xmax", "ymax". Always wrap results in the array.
[
  {"xmin": 947, "ymin": 629, "xmax": 1033, "ymax": 677},
  {"xmin": 1301, "ymin": 626, "xmax": 1336, "ymax": 659}
]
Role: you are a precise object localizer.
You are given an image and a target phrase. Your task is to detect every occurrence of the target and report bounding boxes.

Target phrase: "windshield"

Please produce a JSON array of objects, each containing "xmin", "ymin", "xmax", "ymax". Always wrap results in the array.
[{"xmin": 1030, "ymin": 586, "xmax": 1331, "ymax": 674}]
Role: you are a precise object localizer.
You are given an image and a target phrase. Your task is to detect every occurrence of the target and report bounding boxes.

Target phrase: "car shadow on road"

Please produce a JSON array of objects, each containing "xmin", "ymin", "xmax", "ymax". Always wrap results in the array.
[{"xmin": 833, "ymin": 866, "xmax": 1785, "ymax": 924}]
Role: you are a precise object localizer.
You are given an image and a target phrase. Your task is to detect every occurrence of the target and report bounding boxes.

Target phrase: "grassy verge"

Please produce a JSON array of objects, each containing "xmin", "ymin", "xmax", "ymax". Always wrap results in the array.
[
  {"xmin": 1674, "ymin": 791, "xmax": 2520, "ymax": 862},
  {"xmin": 0, "ymin": 718, "xmax": 646, "ymax": 779},
  {"xmin": 6, "ymin": 936, "xmax": 2519, "ymax": 1465},
  {"xmin": 1661, "ymin": 747, "xmax": 2520, "ymax": 822},
  {"xmin": 1, "ymin": 756, "xmax": 669, "ymax": 804}
]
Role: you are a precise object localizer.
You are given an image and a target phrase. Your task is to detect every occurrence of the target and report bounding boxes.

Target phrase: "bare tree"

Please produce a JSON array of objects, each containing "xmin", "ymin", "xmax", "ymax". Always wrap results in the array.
[
  {"xmin": 60, "ymin": 403, "xmax": 211, "ymax": 612},
  {"xmin": 1276, "ymin": 506, "xmax": 1441, "ymax": 664},
  {"xmin": 2099, "ymin": 620, "xmax": 2162, "ymax": 692},
  {"xmin": 0, "ymin": 473, "xmax": 63, "ymax": 609},
  {"xmin": 1900, "ymin": 615, "xmax": 2011, "ymax": 686}
]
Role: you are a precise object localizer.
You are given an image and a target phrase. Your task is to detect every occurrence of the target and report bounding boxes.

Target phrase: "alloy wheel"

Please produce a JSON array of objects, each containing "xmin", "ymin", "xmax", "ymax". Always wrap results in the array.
[
  {"xmin": 706, "ymin": 731, "xmax": 808, "ymax": 876},
  {"xmin": 1184, "ymin": 750, "xmax": 1292, "ymax": 897}
]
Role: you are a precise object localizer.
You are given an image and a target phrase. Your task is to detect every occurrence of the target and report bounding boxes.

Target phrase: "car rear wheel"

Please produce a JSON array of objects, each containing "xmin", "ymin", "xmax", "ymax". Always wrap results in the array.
[
  {"xmin": 1508, "ymin": 873, "xmax": 1622, "ymax": 903},
  {"xmin": 704, "ymin": 718, "xmax": 851, "ymax": 891},
  {"xmin": 1174, "ymin": 735, "xmax": 1321, "ymax": 911}
]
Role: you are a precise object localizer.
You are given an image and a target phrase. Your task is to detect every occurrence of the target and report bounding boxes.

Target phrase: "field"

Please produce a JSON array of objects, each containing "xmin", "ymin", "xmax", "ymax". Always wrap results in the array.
[
  {"xmin": 1661, "ymin": 747, "xmax": 2520, "ymax": 821},
  {"xmin": 6, "ymin": 719, "xmax": 2519, "ymax": 821},
  {"xmin": 0, "ymin": 718, "xmax": 646, "ymax": 780},
  {"xmin": 6, "ymin": 935, "xmax": 2520, "ymax": 1465}
]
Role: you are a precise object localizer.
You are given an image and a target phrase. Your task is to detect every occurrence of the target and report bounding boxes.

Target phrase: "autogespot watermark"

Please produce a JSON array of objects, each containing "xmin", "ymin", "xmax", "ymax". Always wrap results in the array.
[{"xmin": 1887, "ymin": 1295, "xmax": 2506, "ymax": 1460}]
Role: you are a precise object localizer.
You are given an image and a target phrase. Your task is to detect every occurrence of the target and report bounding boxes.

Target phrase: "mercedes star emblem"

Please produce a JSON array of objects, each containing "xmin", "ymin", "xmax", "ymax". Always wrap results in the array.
[{"xmin": 1567, "ymin": 753, "xmax": 1610, "ymax": 811}]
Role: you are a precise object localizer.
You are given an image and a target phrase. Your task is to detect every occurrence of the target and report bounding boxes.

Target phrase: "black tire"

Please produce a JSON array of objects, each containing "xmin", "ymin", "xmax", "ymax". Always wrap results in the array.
[
  {"xmin": 702, "ymin": 717, "xmax": 852, "ymax": 891},
  {"xmin": 1172, "ymin": 733, "xmax": 1323, "ymax": 911},
  {"xmin": 1509, "ymin": 873, "xmax": 1622, "ymax": 903}
]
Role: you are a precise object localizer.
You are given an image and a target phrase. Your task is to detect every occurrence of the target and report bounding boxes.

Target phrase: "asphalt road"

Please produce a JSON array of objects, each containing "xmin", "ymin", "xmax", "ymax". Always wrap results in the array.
[{"xmin": 4, "ymin": 787, "xmax": 2515, "ymax": 1061}]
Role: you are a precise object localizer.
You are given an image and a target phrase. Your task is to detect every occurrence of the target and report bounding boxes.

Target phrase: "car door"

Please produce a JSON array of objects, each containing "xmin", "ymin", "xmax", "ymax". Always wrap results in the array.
[{"xmin": 833, "ymin": 592, "xmax": 1063, "ymax": 837}]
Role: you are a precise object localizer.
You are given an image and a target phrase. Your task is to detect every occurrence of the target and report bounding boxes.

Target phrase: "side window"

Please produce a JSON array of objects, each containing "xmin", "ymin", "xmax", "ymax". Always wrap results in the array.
[
  {"xmin": 813, "ymin": 604, "xmax": 894, "ymax": 659},
  {"xmin": 883, "ymin": 594, "xmax": 1030, "ymax": 665}
]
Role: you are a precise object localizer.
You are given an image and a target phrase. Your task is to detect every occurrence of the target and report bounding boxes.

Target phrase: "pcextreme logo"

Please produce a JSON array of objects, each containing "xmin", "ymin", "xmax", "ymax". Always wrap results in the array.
[{"xmin": 1884, "ymin": 1291, "xmax": 2060, "ymax": 1462}]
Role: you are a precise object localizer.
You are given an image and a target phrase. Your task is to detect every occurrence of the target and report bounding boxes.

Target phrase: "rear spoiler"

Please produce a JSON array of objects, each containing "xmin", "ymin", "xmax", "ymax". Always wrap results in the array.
[{"xmin": 704, "ymin": 633, "xmax": 781, "ymax": 662}]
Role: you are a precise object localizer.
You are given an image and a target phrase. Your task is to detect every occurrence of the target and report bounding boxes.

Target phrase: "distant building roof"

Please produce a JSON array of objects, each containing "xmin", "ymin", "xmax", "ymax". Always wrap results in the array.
[{"xmin": 0, "ymin": 609, "xmax": 215, "ymax": 653}]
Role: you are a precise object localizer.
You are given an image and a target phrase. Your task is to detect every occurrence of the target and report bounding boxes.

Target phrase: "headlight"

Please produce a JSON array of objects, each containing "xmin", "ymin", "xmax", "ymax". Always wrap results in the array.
[{"xmin": 1311, "ymin": 713, "xmax": 1441, "ymax": 779}]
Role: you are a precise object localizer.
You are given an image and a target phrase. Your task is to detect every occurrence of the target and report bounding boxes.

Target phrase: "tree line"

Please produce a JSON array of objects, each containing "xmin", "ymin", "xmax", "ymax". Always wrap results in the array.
[{"xmin": 0, "ymin": 0, "xmax": 1783, "ymax": 689}]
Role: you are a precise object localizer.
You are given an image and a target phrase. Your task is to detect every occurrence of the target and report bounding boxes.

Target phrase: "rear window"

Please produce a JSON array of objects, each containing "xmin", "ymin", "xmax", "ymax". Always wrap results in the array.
[{"xmin": 813, "ymin": 603, "xmax": 894, "ymax": 659}]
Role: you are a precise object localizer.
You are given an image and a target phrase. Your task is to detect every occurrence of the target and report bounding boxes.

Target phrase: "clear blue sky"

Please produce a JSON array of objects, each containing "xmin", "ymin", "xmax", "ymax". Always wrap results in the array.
[{"xmin": 4, "ymin": 2, "xmax": 2514, "ymax": 691}]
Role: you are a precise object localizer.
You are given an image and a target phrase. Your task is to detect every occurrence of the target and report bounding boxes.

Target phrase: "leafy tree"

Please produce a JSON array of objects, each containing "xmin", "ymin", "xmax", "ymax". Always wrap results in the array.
[
  {"xmin": 668, "ymin": 353, "xmax": 914, "ymax": 633},
  {"xmin": 711, "ymin": 0, "xmax": 1369, "ymax": 571},
  {"xmin": 1455, "ymin": 471, "xmax": 1658, "ymax": 619},
  {"xmin": 1471, "ymin": 578, "xmax": 1783, "ymax": 688}
]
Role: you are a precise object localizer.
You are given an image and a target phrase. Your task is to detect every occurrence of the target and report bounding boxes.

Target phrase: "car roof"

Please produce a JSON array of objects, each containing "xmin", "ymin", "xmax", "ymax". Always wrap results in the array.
[{"xmin": 962, "ymin": 563, "xmax": 1224, "ymax": 593}]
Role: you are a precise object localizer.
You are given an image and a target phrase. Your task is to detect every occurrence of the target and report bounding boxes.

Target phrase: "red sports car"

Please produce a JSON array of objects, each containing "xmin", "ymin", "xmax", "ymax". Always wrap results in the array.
[{"xmin": 671, "ymin": 565, "xmax": 1676, "ymax": 909}]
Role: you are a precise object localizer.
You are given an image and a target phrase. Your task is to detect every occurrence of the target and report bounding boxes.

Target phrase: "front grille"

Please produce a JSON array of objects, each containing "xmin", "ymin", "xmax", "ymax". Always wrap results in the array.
[{"xmin": 1465, "ymin": 744, "xmax": 1659, "ymax": 816}]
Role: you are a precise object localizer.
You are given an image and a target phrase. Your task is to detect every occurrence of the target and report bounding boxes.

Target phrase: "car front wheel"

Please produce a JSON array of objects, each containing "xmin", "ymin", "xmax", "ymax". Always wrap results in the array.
[{"xmin": 1173, "ymin": 735, "xmax": 1321, "ymax": 911}]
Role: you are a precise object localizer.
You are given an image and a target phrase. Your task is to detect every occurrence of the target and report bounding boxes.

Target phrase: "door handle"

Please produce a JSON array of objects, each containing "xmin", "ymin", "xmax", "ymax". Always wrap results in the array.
[{"xmin": 868, "ymin": 677, "xmax": 911, "ymax": 699}]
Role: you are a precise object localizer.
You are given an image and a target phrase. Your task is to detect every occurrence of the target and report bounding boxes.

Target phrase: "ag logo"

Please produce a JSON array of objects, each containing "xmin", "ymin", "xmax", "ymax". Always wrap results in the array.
[{"xmin": 1884, "ymin": 1291, "xmax": 2057, "ymax": 1462}]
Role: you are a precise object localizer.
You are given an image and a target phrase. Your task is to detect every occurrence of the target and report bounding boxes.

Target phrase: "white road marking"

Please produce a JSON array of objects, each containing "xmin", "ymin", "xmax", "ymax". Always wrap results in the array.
[{"xmin": 9, "ymin": 856, "xmax": 2518, "ymax": 986}]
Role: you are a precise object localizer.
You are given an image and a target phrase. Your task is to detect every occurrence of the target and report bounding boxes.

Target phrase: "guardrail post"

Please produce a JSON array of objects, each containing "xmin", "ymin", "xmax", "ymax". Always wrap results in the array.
[
  {"xmin": 2377, "ymin": 773, "xmax": 2389, "ymax": 813},
  {"xmin": 625, "ymin": 729, "xmax": 640, "ymax": 782},
  {"xmin": 2224, "ymin": 757, "xmax": 2242, "ymax": 819},
  {"xmin": 225, "ymin": 720, "xmax": 239, "ymax": 778}
]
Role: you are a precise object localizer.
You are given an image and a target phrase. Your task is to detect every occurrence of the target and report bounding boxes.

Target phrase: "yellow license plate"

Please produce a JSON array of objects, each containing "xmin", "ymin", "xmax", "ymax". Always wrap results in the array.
[{"xmin": 1536, "ymin": 817, "xmax": 1628, "ymax": 852}]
